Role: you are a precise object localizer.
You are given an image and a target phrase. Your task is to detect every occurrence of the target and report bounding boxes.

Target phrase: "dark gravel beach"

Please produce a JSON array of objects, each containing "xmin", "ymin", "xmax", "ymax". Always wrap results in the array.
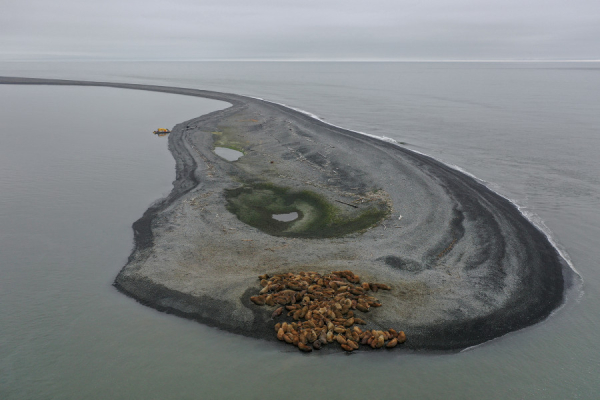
[{"xmin": 0, "ymin": 76, "xmax": 572, "ymax": 351}]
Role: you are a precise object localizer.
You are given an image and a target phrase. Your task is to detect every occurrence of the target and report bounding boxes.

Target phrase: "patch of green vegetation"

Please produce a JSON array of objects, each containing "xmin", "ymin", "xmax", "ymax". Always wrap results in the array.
[
  {"xmin": 225, "ymin": 183, "xmax": 389, "ymax": 238},
  {"xmin": 212, "ymin": 127, "xmax": 245, "ymax": 153}
]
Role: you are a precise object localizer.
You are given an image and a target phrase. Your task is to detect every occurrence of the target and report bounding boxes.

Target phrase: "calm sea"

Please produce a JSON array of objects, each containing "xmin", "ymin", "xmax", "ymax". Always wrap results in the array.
[{"xmin": 1, "ymin": 62, "xmax": 599, "ymax": 399}]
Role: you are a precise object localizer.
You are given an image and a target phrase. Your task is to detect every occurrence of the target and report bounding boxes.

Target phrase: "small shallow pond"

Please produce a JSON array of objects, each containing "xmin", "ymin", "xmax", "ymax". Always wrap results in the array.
[
  {"xmin": 214, "ymin": 147, "xmax": 243, "ymax": 161},
  {"xmin": 272, "ymin": 211, "xmax": 299, "ymax": 222}
]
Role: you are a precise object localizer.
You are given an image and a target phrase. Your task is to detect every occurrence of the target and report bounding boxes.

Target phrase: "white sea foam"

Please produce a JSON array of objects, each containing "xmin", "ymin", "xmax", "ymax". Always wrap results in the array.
[
  {"xmin": 445, "ymin": 164, "xmax": 581, "ymax": 284},
  {"xmin": 248, "ymin": 96, "xmax": 400, "ymax": 145},
  {"xmin": 251, "ymin": 99, "xmax": 584, "ymax": 353},
  {"xmin": 246, "ymin": 95, "xmax": 580, "ymax": 283}
]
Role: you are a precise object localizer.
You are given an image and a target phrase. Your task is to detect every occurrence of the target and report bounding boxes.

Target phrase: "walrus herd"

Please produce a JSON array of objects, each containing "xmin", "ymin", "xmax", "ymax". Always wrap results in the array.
[{"xmin": 250, "ymin": 270, "xmax": 406, "ymax": 352}]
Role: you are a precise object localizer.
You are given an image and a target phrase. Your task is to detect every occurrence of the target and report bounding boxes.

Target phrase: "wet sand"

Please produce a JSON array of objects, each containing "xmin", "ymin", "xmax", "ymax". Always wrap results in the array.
[{"xmin": 0, "ymin": 76, "xmax": 573, "ymax": 351}]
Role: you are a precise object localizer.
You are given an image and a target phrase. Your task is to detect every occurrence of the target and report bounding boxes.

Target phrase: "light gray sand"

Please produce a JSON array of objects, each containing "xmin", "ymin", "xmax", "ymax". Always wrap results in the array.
[{"xmin": 0, "ymin": 77, "xmax": 572, "ymax": 351}]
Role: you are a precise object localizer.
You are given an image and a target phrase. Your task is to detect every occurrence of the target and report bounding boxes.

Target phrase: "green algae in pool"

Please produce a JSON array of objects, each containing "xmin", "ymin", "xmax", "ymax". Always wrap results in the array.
[{"xmin": 225, "ymin": 183, "xmax": 389, "ymax": 238}]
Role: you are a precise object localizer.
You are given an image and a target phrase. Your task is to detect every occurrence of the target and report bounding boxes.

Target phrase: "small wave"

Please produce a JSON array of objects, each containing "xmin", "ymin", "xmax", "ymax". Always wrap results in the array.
[
  {"xmin": 446, "ymin": 164, "xmax": 581, "ymax": 288},
  {"xmin": 248, "ymin": 96, "xmax": 401, "ymax": 145},
  {"xmin": 246, "ymin": 95, "xmax": 581, "ymax": 286}
]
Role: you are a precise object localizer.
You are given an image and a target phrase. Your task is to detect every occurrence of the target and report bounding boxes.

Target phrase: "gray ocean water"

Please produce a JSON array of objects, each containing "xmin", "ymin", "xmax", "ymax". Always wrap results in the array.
[{"xmin": 0, "ymin": 62, "xmax": 599, "ymax": 399}]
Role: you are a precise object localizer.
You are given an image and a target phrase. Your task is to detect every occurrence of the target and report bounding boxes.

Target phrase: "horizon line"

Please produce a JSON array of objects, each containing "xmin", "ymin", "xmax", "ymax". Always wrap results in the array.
[{"xmin": 2, "ymin": 58, "xmax": 600, "ymax": 63}]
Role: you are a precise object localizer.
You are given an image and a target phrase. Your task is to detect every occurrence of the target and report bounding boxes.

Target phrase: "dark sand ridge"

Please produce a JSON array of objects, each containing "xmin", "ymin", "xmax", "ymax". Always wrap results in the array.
[{"xmin": 0, "ymin": 77, "xmax": 574, "ymax": 351}]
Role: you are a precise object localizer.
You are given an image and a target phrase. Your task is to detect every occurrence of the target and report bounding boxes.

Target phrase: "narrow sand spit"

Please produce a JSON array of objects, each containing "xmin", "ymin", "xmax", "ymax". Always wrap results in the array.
[{"xmin": 0, "ymin": 77, "xmax": 574, "ymax": 351}]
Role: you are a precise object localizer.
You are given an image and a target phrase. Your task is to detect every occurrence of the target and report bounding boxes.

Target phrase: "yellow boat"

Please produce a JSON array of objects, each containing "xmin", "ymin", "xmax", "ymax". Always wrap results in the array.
[{"xmin": 153, "ymin": 128, "xmax": 170, "ymax": 135}]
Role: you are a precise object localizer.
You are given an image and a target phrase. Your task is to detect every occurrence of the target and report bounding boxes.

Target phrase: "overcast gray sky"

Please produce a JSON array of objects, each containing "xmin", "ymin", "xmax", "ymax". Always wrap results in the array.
[{"xmin": 2, "ymin": 0, "xmax": 599, "ymax": 61}]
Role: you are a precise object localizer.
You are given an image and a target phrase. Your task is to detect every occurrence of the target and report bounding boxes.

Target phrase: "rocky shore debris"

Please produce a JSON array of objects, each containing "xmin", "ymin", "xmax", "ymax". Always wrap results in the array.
[{"xmin": 250, "ymin": 270, "xmax": 406, "ymax": 353}]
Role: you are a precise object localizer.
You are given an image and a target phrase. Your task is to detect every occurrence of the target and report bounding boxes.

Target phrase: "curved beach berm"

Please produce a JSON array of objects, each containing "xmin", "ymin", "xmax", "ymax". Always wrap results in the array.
[{"xmin": 0, "ymin": 76, "xmax": 573, "ymax": 351}]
